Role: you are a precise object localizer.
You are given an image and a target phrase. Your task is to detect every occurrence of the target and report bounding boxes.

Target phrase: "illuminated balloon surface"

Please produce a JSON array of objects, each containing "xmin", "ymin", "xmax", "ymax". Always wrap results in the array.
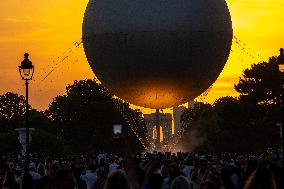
[{"xmin": 83, "ymin": 0, "xmax": 233, "ymax": 109}]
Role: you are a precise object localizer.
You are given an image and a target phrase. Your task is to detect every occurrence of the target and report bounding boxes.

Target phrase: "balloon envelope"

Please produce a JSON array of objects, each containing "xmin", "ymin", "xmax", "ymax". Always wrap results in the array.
[{"xmin": 83, "ymin": 0, "xmax": 233, "ymax": 109}]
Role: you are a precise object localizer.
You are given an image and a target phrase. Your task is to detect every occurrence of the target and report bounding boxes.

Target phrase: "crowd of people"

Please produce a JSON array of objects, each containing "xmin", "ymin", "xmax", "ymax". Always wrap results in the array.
[{"xmin": 0, "ymin": 150, "xmax": 283, "ymax": 189}]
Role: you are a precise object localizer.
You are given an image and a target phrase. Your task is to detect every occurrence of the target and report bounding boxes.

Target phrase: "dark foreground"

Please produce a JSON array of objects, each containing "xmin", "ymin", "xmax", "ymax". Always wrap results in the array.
[{"xmin": 0, "ymin": 150, "xmax": 283, "ymax": 189}]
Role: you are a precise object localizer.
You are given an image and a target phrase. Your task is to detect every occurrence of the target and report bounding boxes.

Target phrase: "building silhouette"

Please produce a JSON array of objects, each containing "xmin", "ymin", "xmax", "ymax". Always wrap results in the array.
[
  {"xmin": 144, "ymin": 113, "xmax": 172, "ymax": 143},
  {"xmin": 173, "ymin": 106, "xmax": 186, "ymax": 135}
]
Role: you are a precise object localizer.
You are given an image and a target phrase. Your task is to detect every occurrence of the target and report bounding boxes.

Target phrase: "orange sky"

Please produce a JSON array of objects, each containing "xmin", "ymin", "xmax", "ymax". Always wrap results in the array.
[{"xmin": 0, "ymin": 0, "xmax": 284, "ymax": 113}]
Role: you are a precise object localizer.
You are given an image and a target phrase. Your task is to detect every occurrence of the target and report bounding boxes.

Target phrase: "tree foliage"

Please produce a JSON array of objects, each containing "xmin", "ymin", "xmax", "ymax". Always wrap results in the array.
[
  {"xmin": 178, "ymin": 102, "xmax": 215, "ymax": 152},
  {"xmin": 0, "ymin": 92, "xmax": 26, "ymax": 120},
  {"xmin": 180, "ymin": 99, "xmax": 279, "ymax": 152},
  {"xmin": 0, "ymin": 81, "xmax": 146, "ymax": 155},
  {"xmin": 234, "ymin": 57, "xmax": 281, "ymax": 105},
  {"xmin": 0, "ymin": 131, "xmax": 21, "ymax": 155},
  {"xmin": 31, "ymin": 130, "xmax": 72, "ymax": 157},
  {"xmin": 45, "ymin": 79, "xmax": 145, "ymax": 153},
  {"xmin": 0, "ymin": 92, "xmax": 30, "ymax": 130},
  {"xmin": 180, "ymin": 58, "xmax": 282, "ymax": 152},
  {"xmin": 28, "ymin": 110, "xmax": 55, "ymax": 133}
]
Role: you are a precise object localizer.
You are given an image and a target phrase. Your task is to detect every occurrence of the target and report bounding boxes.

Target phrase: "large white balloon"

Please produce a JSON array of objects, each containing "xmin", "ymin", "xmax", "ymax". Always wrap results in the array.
[{"xmin": 83, "ymin": 0, "xmax": 233, "ymax": 109}]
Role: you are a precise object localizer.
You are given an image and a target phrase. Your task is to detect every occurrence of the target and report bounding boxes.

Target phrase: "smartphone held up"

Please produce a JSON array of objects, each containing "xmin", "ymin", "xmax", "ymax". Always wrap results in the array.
[{"xmin": 113, "ymin": 123, "xmax": 123, "ymax": 139}]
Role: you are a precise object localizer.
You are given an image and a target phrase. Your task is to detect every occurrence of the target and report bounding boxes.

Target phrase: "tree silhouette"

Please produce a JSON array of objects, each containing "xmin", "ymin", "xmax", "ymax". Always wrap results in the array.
[
  {"xmin": 179, "ymin": 56, "xmax": 283, "ymax": 153},
  {"xmin": 0, "ymin": 92, "xmax": 30, "ymax": 131},
  {"xmin": 46, "ymin": 79, "xmax": 145, "ymax": 153},
  {"xmin": 31, "ymin": 130, "xmax": 72, "ymax": 157},
  {"xmin": 180, "ymin": 97, "xmax": 280, "ymax": 152},
  {"xmin": 234, "ymin": 57, "xmax": 281, "ymax": 105},
  {"xmin": 0, "ymin": 131, "xmax": 21, "ymax": 155},
  {"xmin": 0, "ymin": 92, "xmax": 26, "ymax": 119}
]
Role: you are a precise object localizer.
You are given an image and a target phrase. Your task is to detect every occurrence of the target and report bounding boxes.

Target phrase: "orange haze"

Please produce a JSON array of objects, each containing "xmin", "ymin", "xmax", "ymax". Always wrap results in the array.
[{"xmin": 0, "ymin": 0, "xmax": 284, "ymax": 113}]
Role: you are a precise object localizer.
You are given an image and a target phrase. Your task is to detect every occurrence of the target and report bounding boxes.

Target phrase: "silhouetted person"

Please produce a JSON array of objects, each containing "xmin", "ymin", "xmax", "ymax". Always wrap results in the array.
[
  {"xmin": 46, "ymin": 162, "xmax": 59, "ymax": 178},
  {"xmin": 242, "ymin": 159, "xmax": 257, "ymax": 186},
  {"xmin": 22, "ymin": 168, "xmax": 33, "ymax": 189},
  {"xmin": 91, "ymin": 170, "xmax": 107, "ymax": 189},
  {"xmin": 56, "ymin": 169, "xmax": 76, "ymax": 189},
  {"xmin": 200, "ymin": 181, "xmax": 218, "ymax": 189},
  {"xmin": 103, "ymin": 170, "xmax": 130, "ymax": 189},
  {"xmin": 15, "ymin": 169, "xmax": 23, "ymax": 189},
  {"xmin": 135, "ymin": 167, "xmax": 145, "ymax": 188},
  {"xmin": 243, "ymin": 167, "xmax": 276, "ymax": 189},
  {"xmin": 38, "ymin": 163, "xmax": 46, "ymax": 177},
  {"xmin": 80, "ymin": 164, "xmax": 97, "ymax": 189},
  {"xmin": 148, "ymin": 173, "xmax": 163, "ymax": 189},
  {"xmin": 38, "ymin": 176, "xmax": 56, "ymax": 189},
  {"xmin": 269, "ymin": 163, "xmax": 284, "ymax": 189},
  {"xmin": 170, "ymin": 175, "xmax": 190, "ymax": 189},
  {"xmin": 3, "ymin": 170, "xmax": 20, "ymax": 189},
  {"xmin": 191, "ymin": 159, "xmax": 208, "ymax": 189},
  {"xmin": 168, "ymin": 163, "xmax": 185, "ymax": 187}
]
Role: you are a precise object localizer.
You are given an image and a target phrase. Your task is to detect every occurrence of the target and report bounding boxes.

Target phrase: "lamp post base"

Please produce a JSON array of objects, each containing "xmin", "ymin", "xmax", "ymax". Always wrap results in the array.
[{"xmin": 15, "ymin": 128, "xmax": 35, "ymax": 156}]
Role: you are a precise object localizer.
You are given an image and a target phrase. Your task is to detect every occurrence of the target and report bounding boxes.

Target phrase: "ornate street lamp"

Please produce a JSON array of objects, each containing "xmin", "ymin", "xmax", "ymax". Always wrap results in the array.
[
  {"xmin": 19, "ymin": 53, "xmax": 34, "ymax": 80},
  {"xmin": 18, "ymin": 53, "xmax": 34, "ymax": 166},
  {"xmin": 277, "ymin": 48, "xmax": 284, "ymax": 163}
]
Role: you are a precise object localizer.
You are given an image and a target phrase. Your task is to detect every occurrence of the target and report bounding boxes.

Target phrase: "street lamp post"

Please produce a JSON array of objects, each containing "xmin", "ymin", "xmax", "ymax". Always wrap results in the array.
[
  {"xmin": 277, "ymin": 48, "xmax": 284, "ymax": 163},
  {"xmin": 18, "ymin": 53, "xmax": 34, "ymax": 166}
]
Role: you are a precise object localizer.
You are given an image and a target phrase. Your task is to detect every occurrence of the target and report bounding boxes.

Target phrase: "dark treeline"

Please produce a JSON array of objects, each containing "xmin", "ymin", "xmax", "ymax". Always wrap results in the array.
[
  {"xmin": 178, "ymin": 57, "xmax": 282, "ymax": 152},
  {"xmin": 0, "ymin": 80, "xmax": 147, "ymax": 156}
]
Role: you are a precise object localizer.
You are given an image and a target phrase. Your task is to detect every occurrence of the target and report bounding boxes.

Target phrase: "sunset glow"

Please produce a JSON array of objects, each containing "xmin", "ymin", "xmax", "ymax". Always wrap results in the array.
[{"xmin": 1, "ymin": 0, "xmax": 284, "ymax": 112}]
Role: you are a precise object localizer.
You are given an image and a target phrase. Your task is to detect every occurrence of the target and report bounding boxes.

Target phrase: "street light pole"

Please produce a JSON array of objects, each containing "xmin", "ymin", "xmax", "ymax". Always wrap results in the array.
[
  {"xmin": 25, "ymin": 79, "xmax": 29, "ymax": 165},
  {"xmin": 18, "ymin": 53, "xmax": 34, "ymax": 167}
]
